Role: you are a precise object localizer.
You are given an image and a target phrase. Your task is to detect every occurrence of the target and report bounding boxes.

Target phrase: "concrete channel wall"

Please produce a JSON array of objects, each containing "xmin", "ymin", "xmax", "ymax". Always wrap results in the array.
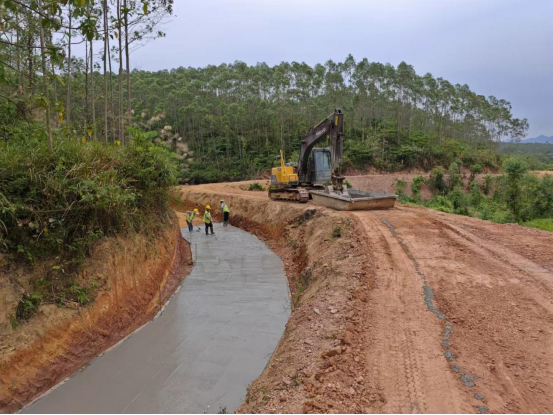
[{"xmin": 23, "ymin": 224, "xmax": 290, "ymax": 414}]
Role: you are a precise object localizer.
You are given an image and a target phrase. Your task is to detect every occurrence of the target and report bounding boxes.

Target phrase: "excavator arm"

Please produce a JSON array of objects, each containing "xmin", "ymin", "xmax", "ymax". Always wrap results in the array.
[{"xmin": 297, "ymin": 109, "xmax": 345, "ymax": 190}]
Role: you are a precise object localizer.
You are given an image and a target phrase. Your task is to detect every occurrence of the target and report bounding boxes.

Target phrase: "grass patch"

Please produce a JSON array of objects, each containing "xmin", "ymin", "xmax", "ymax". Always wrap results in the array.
[
  {"xmin": 248, "ymin": 182, "xmax": 265, "ymax": 191},
  {"xmin": 522, "ymin": 218, "xmax": 553, "ymax": 232},
  {"xmin": 15, "ymin": 292, "xmax": 43, "ymax": 320}
]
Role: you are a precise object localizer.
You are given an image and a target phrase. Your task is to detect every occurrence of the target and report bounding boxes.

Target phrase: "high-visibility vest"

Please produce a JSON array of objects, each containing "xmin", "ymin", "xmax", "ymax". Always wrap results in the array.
[
  {"xmin": 221, "ymin": 203, "xmax": 230, "ymax": 213},
  {"xmin": 203, "ymin": 211, "xmax": 212, "ymax": 224},
  {"xmin": 186, "ymin": 212, "xmax": 195, "ymax": 223}
]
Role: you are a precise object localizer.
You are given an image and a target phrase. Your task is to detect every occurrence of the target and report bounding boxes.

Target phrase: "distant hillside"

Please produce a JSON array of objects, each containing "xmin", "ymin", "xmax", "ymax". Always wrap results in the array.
[
  {"xmin": 522, "ymin": 135, "xmax": 553, "ymax": 144},
  {"xmin": 499, "ymin": 142, "xmax": 553, "ymax": 167}
]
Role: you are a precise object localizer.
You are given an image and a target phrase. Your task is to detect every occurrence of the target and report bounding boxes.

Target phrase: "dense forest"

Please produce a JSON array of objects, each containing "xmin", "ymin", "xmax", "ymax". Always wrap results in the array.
[
  {"xmin": 0, "ymin": 0, "xmax": 532, "ymax": 182},
  {"xmin": 130, "ymin": 59, "xmax": 532, "ymax": 181}
]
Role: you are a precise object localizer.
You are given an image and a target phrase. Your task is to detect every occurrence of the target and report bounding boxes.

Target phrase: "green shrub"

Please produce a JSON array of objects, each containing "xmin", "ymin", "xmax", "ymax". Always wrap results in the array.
[
  {"xmin": 395, "ymin": 179, "xmax": 407, "ymax": 202},
  {"xmin": 503, "ymin": 158, "xmax": 529, "ymax": 220},
  {"xmin": 491, "ymin": 209, "xmax": 516, "ymax": 224},
  {"xmin": 0, "ymin": 135, "xmax": 177, "ymax": 264},
  {"xmin": 483, "ymin": 174, "xmax": 494, "ymax": 195},
  {"xmin": 469, "ymin": 164, "xmax": 483, "ymax": 182},
  {"xmin": 333, "ymin": 224, "xmax": 342, "ymax": 238},
  {"xmin": 15, "ymin": 292, "xmax": 43, "ymax": 320},
  {"xmin": 469, "ymin": 180, "xmax": 483, "ymax": 207},
  {"xmin": 428, "ymin": 167, "xmax": 447, "ymax": 195},
  {"xmin": 426, "ymin": 195, "xmax": 454, "ymax": 213},
  {"xmin": 248, "ymin": 182, "xmax": 265, "ymax": 191},
  {"xmin": 448, "ymin": 161, "xmax": 462, "ymax": 190},
  {"xmin": 449, "ymin": 187, "xmax": 469, "ymax": 215},
  {"xmin": 411, "ymin": 175, "xmax": 425, "ymax": 200},
  {"xmin": 9, "ymin": 314, "xmax": 18, "ymax": 330}
]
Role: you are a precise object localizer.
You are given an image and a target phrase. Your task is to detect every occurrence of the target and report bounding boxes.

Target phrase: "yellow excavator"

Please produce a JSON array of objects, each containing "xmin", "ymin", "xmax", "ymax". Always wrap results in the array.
[
  {"xmin": 268, "ymin": 109, "xmax": 398, "ymax": 211},
  {"xmin": 269, "ymin": 109, "xmax": 345, "ymax": 203}
]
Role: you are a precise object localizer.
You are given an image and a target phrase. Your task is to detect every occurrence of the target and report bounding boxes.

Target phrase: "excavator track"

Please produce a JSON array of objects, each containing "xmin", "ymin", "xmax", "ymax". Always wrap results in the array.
[{"xmin": 268, "ymin": 188, "xmax": 310, "ymax": 203}]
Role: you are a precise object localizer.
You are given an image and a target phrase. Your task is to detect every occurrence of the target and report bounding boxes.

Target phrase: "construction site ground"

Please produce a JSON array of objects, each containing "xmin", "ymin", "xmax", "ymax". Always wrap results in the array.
[{"xmin": 177, "ymin": 179, "xmax": 553, "ymax": 414}]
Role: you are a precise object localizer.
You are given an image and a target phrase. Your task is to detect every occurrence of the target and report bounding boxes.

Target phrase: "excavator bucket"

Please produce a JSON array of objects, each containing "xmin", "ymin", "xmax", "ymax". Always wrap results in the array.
[{"xmin": 309, "ymin": 187, "xmax": 397, "ymax": 211}]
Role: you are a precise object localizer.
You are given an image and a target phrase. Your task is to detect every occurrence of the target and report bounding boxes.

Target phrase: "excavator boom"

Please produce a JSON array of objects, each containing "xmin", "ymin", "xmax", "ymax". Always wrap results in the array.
[{"xmin": 297, "ymin": 109, "xmax": 344, "ymax": 190}]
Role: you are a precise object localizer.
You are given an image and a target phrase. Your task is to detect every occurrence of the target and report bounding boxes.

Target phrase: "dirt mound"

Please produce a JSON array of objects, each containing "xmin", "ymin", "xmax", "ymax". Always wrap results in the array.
[
  {"xmin": 0, "ymin": 218, "xmax": 191, "ymax": 413},
  {"xmin": 180, "ymin": 182, "xmax": 553, "ymax": 413}
]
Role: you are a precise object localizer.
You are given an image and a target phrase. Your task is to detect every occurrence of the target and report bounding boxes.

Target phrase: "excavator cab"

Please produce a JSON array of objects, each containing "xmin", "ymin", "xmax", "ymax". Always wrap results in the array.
[{"xmin": 306, "ymin": 148, "xmax": 332, "ymax": 186}]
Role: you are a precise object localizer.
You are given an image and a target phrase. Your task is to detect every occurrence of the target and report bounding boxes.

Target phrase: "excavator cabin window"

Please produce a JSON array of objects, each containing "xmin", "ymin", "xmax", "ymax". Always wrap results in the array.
[{"xmin": 309, "ymin": 148, "xmax": 332, "ymax": 185}]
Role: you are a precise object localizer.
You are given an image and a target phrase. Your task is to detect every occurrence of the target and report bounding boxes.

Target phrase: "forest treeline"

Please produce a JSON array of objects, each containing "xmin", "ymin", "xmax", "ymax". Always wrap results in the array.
[
  {"xmin": 128, "ymin": 57, "xmax": 531, "ymax": 182},
  {"xmin": 0, "ymin": 0, "xmax": 534, "ymax": 183},
  {"xmin": 0, "ymin": 0, "xmax": 173, "ymax": 147}
]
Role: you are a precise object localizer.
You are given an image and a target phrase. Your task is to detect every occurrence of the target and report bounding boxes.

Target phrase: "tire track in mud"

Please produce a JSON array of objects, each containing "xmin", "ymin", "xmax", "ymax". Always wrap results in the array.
[
  {"xmin": 371, "ymin": 206, "xmax": 553, "ymax": 413},
  {"xmin": 357, "ymin": 212, "xmax": 471, "ymax": 413},
  {"xmin": 379, "ymin": 216, "xmax": 489, "ymax": 412}
]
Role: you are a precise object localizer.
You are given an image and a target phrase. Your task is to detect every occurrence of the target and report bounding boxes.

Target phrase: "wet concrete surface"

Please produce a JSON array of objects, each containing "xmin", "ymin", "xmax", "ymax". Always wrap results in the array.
[{"xmin": 24, "ymin": 223, "xmax": 291, "ymax": 414}]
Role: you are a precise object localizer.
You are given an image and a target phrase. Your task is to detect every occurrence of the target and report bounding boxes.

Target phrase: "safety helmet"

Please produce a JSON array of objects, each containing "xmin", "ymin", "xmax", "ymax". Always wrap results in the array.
[
  {"xmin": 193, "ymin": 208, "xmax": 199, "ymax": 213},
  {"xmin": 206, "ymin": 205, "xmax": 211, "ymax": 209},
  {"xmin": 220, "ymin": 199, "xmax": 224, "ymax": 203}
]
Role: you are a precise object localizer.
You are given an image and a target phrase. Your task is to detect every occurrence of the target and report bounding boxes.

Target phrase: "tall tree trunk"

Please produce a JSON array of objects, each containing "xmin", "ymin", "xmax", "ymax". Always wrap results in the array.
[
  {"xmin": 46, "ymin": 30, "xmax": 58, "ymax": 124},
  {"xmin": 90, "ymin": 38, "xmax": 96, "ymax": 140},
  {"xmin": 103, "ymin": 0, "xmax": 108, "ymax": 143},
  {"xmin": 26, "ymin": 13, "xmax": 33, "ymax": 93},
  {"xmin": 117, "ymin": 0, "xmax": 124, "ymax": 143},
  {"xmin": 124, "ymin": 0, "xmax": 131, "ymax": 139},
  {"xmin": 37, "ymin": 0, "xmax": 53, "ymax": 153},
  {"xmin": 66, "ymin": 3, "xmax": 72, "ymax": 125},
  {"xmin": 51, "ymin": 59, "xmax": 58, "ymax": 126},
  {"xmin": 84, "ymin": 37, "xmax": 89, "ymax": 133},
  {"xmin": 15, "ymin": 12, "xmax": 22, "ymax": 96},
  {"xmin": 108, "ymin": 29, "xmax": 115, "ymax": 141}
]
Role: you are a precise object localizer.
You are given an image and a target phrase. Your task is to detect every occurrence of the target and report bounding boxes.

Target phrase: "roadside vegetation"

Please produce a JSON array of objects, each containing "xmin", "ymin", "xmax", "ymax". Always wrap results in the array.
[
  {"xmin": 397, "ymin": 160, "xmax": 553, "ymax": 231},
  {"xmin": 1, "ymin": 128, "xmax": 177, "ymax": 264},
  {"xmin": 0, "ymin": 0, "xmax": 176, "ymax": 325}
]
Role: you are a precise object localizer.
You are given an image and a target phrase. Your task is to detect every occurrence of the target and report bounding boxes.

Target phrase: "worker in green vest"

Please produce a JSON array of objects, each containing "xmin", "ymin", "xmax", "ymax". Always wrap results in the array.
[
  {"xmin": 185, "ymin": 208, "xmax": 199, "ymax": 232},
  {"xmin": 220, "ymin": 199, "xmax": 230, "ymax": 226},
  {"xmin": 203, "ymin": 205, "xmax": 214, "ymax": 235}
]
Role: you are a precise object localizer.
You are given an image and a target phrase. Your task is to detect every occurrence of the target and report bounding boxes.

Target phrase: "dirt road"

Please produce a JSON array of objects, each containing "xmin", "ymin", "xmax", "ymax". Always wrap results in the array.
[
  {"xmin": 179, "ymin": 182, "xmax": 553, "ymax": 413},
  {"xmin": 355, "ymin": 206, "xmax": 553, "ymax": 413}
]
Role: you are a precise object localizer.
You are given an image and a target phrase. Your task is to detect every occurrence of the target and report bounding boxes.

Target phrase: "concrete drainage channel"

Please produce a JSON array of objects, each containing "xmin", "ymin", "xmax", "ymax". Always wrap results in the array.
[{"xmin": 23, "ymin": 223, "xmax": 291, "ymax": 414}]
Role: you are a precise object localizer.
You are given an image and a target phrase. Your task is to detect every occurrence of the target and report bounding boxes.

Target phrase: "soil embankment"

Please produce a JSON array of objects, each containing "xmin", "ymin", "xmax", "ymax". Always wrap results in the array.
[
  {"xmin": 0, "ymin": 217, "xmax": 191, "ymax": 413},
  {"xmin": 180, "ymin": 181, "xmax": 553, "ymax": 413}
]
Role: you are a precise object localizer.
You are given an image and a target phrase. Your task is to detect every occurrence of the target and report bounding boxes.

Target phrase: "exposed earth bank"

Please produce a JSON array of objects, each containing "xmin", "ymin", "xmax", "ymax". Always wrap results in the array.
[
  {"xmin": 0, "ymin": 216, "xmax": 191, "ymax": 413},
  {"xmin": 179, "ymin": 181, "xmax": 553, "ymax": 414}
]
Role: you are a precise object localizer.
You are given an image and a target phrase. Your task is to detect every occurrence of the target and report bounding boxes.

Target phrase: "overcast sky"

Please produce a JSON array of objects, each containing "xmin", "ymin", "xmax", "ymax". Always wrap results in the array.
[{"xmin": 128, "ymin": 0, "xmax": 552, "ymax": 138}]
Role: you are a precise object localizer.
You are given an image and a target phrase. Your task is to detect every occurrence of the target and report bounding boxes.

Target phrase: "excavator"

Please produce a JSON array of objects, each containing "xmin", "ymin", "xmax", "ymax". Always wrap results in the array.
[{"xmin": 269, "ymin": 109, "xmax": 397, "ymax": 211}]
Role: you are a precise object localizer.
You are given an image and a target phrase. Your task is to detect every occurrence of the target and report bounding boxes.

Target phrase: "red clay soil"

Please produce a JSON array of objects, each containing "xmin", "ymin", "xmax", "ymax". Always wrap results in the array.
[
  {"xmin": 179, "ymin": 182, "xmax": 553, "ymax": 414},
  {"xmin": 0, "ymin": 220, "xmax": 191, "ymax": 413}
]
